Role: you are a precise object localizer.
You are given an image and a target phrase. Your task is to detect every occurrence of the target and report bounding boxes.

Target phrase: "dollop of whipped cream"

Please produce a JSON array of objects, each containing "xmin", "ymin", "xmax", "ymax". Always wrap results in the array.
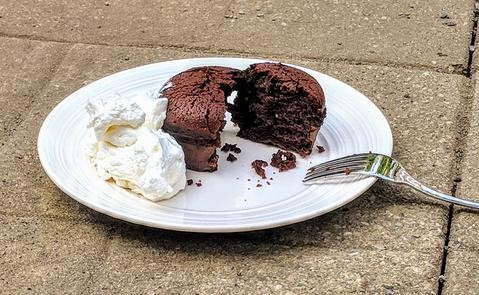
[{"xmin": 86, "ymin": 91, "xmax": 186, "ymax": 201}]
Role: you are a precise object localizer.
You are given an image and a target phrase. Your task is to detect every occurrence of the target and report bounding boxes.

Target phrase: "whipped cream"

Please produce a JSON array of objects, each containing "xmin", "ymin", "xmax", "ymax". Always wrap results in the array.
[{"xmin": 86, "ymin": 91, "xmax": 186, "ymax": 201}]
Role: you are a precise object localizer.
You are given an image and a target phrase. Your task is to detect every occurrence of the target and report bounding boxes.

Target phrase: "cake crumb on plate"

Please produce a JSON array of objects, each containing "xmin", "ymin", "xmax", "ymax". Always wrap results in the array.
[
  {"xmin": 270, "ymin": 150, "xmax": 296, "ymax": 172},
  {"xmin": 251, "ymin": 160, "xmax": 268, "ymax": 179}
]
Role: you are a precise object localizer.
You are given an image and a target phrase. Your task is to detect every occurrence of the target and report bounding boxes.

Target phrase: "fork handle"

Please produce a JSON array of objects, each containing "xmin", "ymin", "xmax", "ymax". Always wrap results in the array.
[{"xmin": 397, "ymin": 168, "xmax": 479, "ymax": 209}]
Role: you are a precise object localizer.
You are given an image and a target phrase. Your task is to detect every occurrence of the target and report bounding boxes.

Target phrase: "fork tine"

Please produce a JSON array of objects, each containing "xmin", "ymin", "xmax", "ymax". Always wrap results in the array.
[
  {"xmin": 303, "ymin": 165, "xmax": 364, "ymax": 182},
  {"xmin": 308, "ymin": 153, "xmax": 371, "ymax": 171},
  {"xmin": 307, "ymin": 159, "xmax": 367, "ymax": 175},
  {"xmin": 304, "ymin": 162, "xmax": 365, "ymax": 180}
]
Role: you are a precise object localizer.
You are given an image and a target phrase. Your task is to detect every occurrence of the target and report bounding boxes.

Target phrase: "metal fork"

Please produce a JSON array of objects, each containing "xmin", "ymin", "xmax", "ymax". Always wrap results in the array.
[{"xmin": 303, "ymin": 153, "xmax": 479, "ymax": 209}]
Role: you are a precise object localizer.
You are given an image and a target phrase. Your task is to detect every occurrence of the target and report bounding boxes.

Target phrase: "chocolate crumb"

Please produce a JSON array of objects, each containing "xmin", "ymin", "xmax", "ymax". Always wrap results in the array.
[
  {"xmin": 187, "ymin": 179, "xmax": 193, "ymax": 186},
  {"xmin": 247, "ymin": 188, "xmax": 250, "ymax": 190},
  {"xmin": 221, "ymin": 143, "xmax": 241, "ymax": 153},
  {"xmin": 251, "ymin": 160, "xmax": 268, "ymax": 179},
  {"xmin": 266, "ymin": 181, "xmax": 271, "ymax": 185},
  {"xmin": 226, "ymin": 153, "xmax": 237, "ymax": 162},
  {"xmin": 247, "ymin": 178, "xmax": 251, "ymax": 181},
  {"xmin": 236, "ymin": 177, "xmax": 239, "ymax": 180},
  {"xmin": 256, "ymin": 184, "xmax": 262, "ymax": 187},
  {"xmin": 195, "ymin": 182, "xmax": 202, "ymax": 187},
  {"xmin": 269, "ymin": 177, "xmax": 273, "ymax": 180},
  {"xmin": 316, "ymin": 145, "xmax": 325, "ymax": 153},
  {"xmin": 344, "ymin": 168, "xmax": 352, "ymax": 175},
  {"xmin": 270, "ymin": 150, "xmax": 296, "ymax": 172},
  {"xmin": 221, "ymin": 143, "xmax": 233, "ymax": 152}
]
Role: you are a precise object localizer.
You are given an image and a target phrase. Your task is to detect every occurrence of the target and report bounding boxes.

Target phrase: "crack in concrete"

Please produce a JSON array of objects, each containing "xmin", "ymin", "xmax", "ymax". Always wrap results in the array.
[
  {"xmin": 0, "ymin": 33, "xmax": 467, "ymax": 76},
  {"xmin": 0, "ymin": 42, "xmax": 73, "ymax": 143},
  {"xmin": 437, "ymin": 2, "xmax": 479, "ymax": 294},
  {"xmin": 466, "ymin": 2, "xmax": 479, "ymax": 78}
]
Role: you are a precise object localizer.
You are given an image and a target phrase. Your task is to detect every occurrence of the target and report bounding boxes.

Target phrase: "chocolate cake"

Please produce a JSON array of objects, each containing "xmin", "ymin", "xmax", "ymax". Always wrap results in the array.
[
  {"xmin": 161, "ymin": 62, "xmax": 326, "ymax": 172},
  {"xmin": 229, "ymin": 63, "xmax": 326, "ymax": 157},
  {"xmin": 160, "ymin": 66, "xmax": 239, "ymax": 171}
]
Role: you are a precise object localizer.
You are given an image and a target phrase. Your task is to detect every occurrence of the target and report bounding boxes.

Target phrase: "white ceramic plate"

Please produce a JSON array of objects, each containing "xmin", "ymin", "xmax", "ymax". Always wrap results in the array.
[{"xmin": 38, "ymin": 57, "xmax": 393, "ymax": 233}]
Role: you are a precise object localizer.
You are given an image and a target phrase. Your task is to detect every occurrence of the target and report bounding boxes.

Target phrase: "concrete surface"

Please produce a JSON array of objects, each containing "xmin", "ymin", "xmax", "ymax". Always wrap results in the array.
[
  {"xmin": 0, "ymin": 38, "xmax": 68, "ymax": 144},
  {"xmin": 216, "ymin": 0, "xmax": 473, "ymax": 72},
  {"xmin": 1, "ymin": 215, "xmax": 108, "ymax": 294},
  {"xmin": 443, "ymin": 75, "xmax": 479, "ymax": 294},
  {"xmin": 0, "ymin": 1, "xmax": 474, "ymax": 72},
  {"xmin": 0, "ymin": 0, "xmax": 478, "ymax": 294}
]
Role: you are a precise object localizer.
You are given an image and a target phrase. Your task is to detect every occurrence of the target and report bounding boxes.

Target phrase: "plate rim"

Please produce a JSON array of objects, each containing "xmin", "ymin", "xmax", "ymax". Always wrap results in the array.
[{"xmin": 37, "ymin": 57, "xmax": 393, "ymax": 233}]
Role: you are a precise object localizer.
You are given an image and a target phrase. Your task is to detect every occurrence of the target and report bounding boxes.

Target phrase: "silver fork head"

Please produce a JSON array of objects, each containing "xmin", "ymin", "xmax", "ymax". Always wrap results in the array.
[
  {"xmin": 303, "ymin": 153, "xmax": 371, "ymax": 182},
  {"xmin": 303, "ymin": 153, "xmax": 399, "ymax": 182},
  {"xmin": 305, "ymin": 153, "xmax": 479, "ymax": 210}
]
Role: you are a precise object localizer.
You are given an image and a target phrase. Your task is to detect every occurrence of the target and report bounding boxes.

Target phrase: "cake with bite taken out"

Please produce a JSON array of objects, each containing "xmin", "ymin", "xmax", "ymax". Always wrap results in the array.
[
  {"xmin": 161, "ymin": 62, "xmax": 326, "ymax": 172},
  {"xmin": 229, "ymin": 63, "xmax": 326, "ymax": 157}
]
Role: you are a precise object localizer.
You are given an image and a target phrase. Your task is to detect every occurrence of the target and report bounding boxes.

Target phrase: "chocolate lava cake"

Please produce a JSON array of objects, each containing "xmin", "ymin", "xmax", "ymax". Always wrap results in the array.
[
  {"xmin": 229, "ymin": 63, "xmax": 326, "ymax": 157},
  {"xmin": 160, "ymin": 66, "xmax": 238, "ymax": 171},
  {"xmin": 161, "ymin": 62, "xmax": 326, "ymax": 172}
]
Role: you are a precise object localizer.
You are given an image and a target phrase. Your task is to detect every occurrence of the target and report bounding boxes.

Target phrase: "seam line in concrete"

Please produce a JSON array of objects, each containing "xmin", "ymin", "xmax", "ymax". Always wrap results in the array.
[
  {"xmin": 1, "ymin": 43, "xmax": 73, "ymax": 141},
  {"xmin": 28, "ymin": 43, "xmax": 73, "ymax": 99},
  {"xmin": 0, "ymin": 33, "xmax": 466, "ymax": 76},
  {"xmin": 467, "ymin": 2, "xmax": 479, "ymax": 78},
  {"xmin": 0, "ymin": 44, "xmax": 75, "ymax": 154},
  {"xmin": 437, "ymin": 2, "xmax": 479, "ymax": 294},
  {"xmin": 28, "ymin": 43, "xmax": 73, "ymax": 98}
]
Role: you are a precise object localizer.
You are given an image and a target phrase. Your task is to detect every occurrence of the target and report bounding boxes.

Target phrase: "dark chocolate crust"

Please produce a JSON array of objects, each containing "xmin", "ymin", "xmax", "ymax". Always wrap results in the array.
[
  {"xmin": 230, "ymin": 63, "xmax": 326, "ymax": 157},
  {"xmin": 161, "ymin": 66, "xmax": 239, "ymax": 171},
  {"xmin": 162, "ymin": 66, "xmax": 239, "ymax": 139}
]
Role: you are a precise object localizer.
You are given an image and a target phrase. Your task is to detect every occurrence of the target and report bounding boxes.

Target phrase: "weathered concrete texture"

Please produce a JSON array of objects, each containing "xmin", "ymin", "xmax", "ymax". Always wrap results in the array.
[
  {"xmin": 443, "ymin": 76, "xmax": 479, "ymax": 294},
  {"xmin": 84, "ymin": 220, "xmax": 440, "ymax": 294},
  {"xmin": 0, "ymin": 38, "xmax": 69, "ymax": 144},
  {"xmin": 0, "ymin": 1, "xmax": 231, "ymax": 46},
  {"xmin": 211, "ymin": 0, "xmax": 473, "ymax": 72},
  {"xmin": 454, "ymin": 75, "xmax": 479, "ymax": 199},
  {"xmin": 0, "ymin": 215, "xmax": 107, "ymax": 294},
  {"xmin": 0, "ymin": 1, "xmax": 473, "ymax": 72},
  {"xmin": 444, "ymin": 213, "xmax": 479, "ymax": 295},
  {"xmin": 267, "ymin": 189, "xmax": 446, "ymax": 251}
]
